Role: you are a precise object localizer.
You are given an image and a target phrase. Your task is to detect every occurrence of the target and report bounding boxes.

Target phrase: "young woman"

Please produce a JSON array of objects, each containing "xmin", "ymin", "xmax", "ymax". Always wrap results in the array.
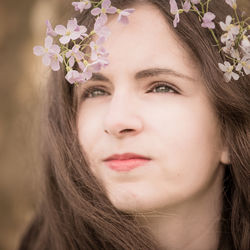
[{"xmin": 20, "ymin": 0, "xmax": 249, "ymax": 249}]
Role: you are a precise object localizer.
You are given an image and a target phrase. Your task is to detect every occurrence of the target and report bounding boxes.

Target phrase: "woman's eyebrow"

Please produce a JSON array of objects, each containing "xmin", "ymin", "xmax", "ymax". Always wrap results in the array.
[
  {"xmin": 90, "ymin": 73, "xmax": 110, "ymax": 82},
  {"xmin": 135, "ymin": 68, "xmax": 195, "ymax": 81},
  {"xmin": 90, "ymin": 67, "xmax": 195, "ymax": 82}
]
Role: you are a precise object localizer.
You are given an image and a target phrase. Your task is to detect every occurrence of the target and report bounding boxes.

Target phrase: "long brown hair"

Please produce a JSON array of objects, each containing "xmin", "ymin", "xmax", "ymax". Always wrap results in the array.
[{"xmin": 19, "ymin": 1, "xmax": 249, "ymax": 249}]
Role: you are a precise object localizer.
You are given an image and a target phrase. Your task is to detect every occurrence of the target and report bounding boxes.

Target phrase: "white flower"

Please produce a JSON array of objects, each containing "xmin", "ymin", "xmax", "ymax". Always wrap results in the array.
[
  {"xmin": 225, "ymin": 0, "xmax": 237, "ymax": 9},
  {"xmin": 220, "ymin": 15, "xmax": 240, "ymax": 44},
  {"xmin": 241, "ymin": 35, "xmax": 250, "ymax": 48},
  {"xmin": 230, "ymin": 48, "xmax": 240, "ymax": 60},
  {"xmin": 241, "ymin": 32, "xmax": 250, "ymax": 53},
  {"xmin": 222, "ymin": 40, "xmax": 234, "ymax": 54},
  {"xmin": 239, "ymin": 32, "xmax": 250, "ymax": 57},
  {"xmin": 236, "ymin": 56, "xmax": 250, "ymax": 75},
  {"xmin": 218, "ymin": 61, "xmax": 239, "ymax": 82}
]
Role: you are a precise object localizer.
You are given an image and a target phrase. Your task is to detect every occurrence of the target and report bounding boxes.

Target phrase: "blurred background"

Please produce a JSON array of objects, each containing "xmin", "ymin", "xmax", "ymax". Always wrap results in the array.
[{"xmin": 0, "ymin": 0, "xmax": 249, "ymax": 249}]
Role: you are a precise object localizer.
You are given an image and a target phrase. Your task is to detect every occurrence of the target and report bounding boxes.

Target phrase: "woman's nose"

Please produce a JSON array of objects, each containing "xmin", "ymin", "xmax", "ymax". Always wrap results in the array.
[{"xmin": 103, "ymin": 93, "xmax": 143, "ymax": 138}]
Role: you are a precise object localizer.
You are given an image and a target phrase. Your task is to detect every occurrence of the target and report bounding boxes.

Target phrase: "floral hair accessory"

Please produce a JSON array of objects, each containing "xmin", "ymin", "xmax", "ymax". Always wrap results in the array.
[
  {"xmin": 169, "ymin": 0, "xmax": 250, "ymax": 82},
  {"xmin": 33, "ymin": 0, "xmax": 135, "ymax": 85},
  {"xmin": 34, "ymin": 0, "xmax": 249, "ymax": 84}
]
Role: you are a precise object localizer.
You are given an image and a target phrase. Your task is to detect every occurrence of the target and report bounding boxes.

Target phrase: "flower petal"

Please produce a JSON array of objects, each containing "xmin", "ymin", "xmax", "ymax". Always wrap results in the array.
[
  {"xmin": 67, "ymin": 18, "xmax": 77, "ymax": 31},
  {"xmin": 55, "ymin": 25, "xmax": 66, "ymax": 35},
  {"xmin": 69, "ymin": 56, "xmax": 75, "ymax": 67},
  {"xmin": 67, "ymin": 50, "xmax": 73, "ymax": 58},
  {"xmin": 45, "ymin": 36, "xmax": 53, "ymax": 48},
  {"xmin": 225, "ymin": 15, "xmax": 232, "ymax": 25},
  {"xmin": 102, "ymin": 0, "xmax": 111, "ymax": 9},
  {"xmin": 51, "ymin": 59, "xmax": 60, "ymax": 71},
  {"xmin": 42, "ymin": 54, "xmax": 51, "ymax": 66},
  {"xmin": 91, "ymin": 8, "xmax": 101, "ymax": 16},
  {"xmin": 219, "ymin": 21, "xmax": 227, "ymax": 31},
  {"xmin": 224, "ymin": 72, "xmax": 232, "ymax": 82},
  {"xmin": 173, "ymin": 12, "xmax": 180, "ymax": 28},
  {"xmin": 232, "ymin": 72, "xmax": 239, "ymax": 80},
  {"xmin": 118, "ymin": 15, "xmax": 129, "ymax": 24},
  {"xmin": 33, "ymin": 46, "xmax": 45, "ymax": 56},
  {"xmin": 170, "ymin": 0, "xmax": 178, "ymax": 14},
  {"xmin": 218, "ymin": 63, "xmax": 227, "ymax": 72},
  {"xmin": 51, "ymin": 44, "xmax": 60, "ymax": 54},
  {"xmin": 204, "ymin": 12, "xmax": 215, "ymax": 21},
  {"xmin": 71, "ymin": 31, "xmax": 81, "ymax": 40},
  {"xmin": 46, "ymin": 20, "xmax": 57, "ymax": 37},
  {"xmin": 59, "ymin": 35, "xmax": 71, "ymax": 44},
  {"xmin": 107, "ymin": 6, "xmax": 117, "ymax": 14},
  {"xmin": 183, "ymin": 0, "xmax": 191, "ymax": 12}
]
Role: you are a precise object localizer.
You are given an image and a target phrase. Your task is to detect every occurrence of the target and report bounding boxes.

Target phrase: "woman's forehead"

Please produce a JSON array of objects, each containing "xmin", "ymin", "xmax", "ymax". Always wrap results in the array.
[{"xmin": 99, "ymin": 5, "xmax": 200, "ymax": 82}]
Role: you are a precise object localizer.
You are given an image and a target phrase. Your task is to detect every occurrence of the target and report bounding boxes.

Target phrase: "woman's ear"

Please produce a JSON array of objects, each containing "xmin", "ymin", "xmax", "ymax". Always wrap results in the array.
[{"xmin": 220, "ymin": 145, "xmax": 230, "ymax": 165}]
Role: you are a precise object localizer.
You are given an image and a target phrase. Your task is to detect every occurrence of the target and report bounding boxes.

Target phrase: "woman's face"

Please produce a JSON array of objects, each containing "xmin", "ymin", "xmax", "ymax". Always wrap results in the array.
[{"xmin": 77, "ymin": 4, "xmax": 229, "ymax": 213}]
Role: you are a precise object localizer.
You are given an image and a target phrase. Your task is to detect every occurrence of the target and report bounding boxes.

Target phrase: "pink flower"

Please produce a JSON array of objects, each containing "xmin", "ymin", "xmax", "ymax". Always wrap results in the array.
[
  {"xmin": 46, "ymin": 20, "xmax": 57, "ymax": 37},
  {"xmin": 117, "ymin": 8, "xmax": 135, "ymax": 24},
  {"xmin": 55, "ymin": 18, "xmax": 87, "ymax": 44},
  {"xmin": 201, "ymin": 12, "xmax": 216, "ymax": 29},
  {"xmin": 90, "ymin": 37, "xmax": 108, "ymax": 61},
  {"xmin": 90, "ymin": 57, "xmax": 109, "ymax": 72},
  {"xmin": 72, "ymin": 0, "xmax": 91, "ymax": 13},
  {"xmin": 225, "ymin": 0, "xmax": 237, "ymax": 9},
  {"xmin": 91, "ymin": 0, "xmax": 117, "ymax": 24},
  {"xmin": 65, "ymin": 45, "xmax": 85, "ymax": 67},
  {"xmin": 170, "ymin": 0, "xmax": 178, "ymax": 14},
  {"xmin": 65, "ymin": 70, "xmax": 83, "ymax": 84},
  {"xmin": 75, "ymin": 24, "xmax": 88, "ymax": 40},
  {"xmin": 183, "ymin": 0, "xmax": 191, "ymax": 12},
  {"xmin": 33, "ymin": 36, "xmax": 63, "ymax": 71},
  {"xmin": 94, "ymin": 17, "xmax": 111, "ymax": 40},
  {"xmin": 170, "ymin": 0, "xmax": 180, "ymax": 27},
  {"xmin": 183, "ymin": 0, "xmax": 200, "ymax": 12},
  {"xmin": 79, "ymin": 61, "xmax": 95, "ymax": 80},
  {"xmin": 218, "ymin": 61, "xmax": 239, "ymax": 82},
  {"xmin": 173, "ymin": 12, "xmax": 180, "ymax": 28}
]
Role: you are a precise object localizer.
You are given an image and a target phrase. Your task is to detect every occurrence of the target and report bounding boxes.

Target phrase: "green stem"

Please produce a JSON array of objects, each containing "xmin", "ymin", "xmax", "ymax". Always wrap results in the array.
[
  {"xmin": 191, "ymin": 4, "xmax": 202, "ymax": 19},
  {"xmin": 234, "ymin": 8, "xmax": 240, "ymax": 24},
  {"xmin": 91, "ymin": 0, "xmax": 102, "ymax": 7},
  {"xmin": 209, "ymin": 29, "xmax": 221, "ymax": 50},
  {"xmin": 206, "ymin": 0, "xmax": 211, "ymax": 13},
  {"xmin": 200, "ymin": 2, "xmax": 205, "ymax": 15}
]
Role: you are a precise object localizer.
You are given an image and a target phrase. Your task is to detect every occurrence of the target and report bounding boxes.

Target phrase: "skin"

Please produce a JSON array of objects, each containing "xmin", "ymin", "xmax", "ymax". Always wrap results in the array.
[{"xmin": 77, "ymin": 4, "xmax": 230, "ymax": 250}]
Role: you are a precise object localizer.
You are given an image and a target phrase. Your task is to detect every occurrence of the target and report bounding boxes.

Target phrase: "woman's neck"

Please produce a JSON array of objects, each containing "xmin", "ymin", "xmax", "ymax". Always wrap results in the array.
[{"xmin": 136, "ymin": 167, "xmax": 224, "ymax": 250}]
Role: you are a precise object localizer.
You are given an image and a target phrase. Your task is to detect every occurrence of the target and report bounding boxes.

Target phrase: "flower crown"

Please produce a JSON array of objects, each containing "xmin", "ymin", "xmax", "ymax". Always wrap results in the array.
[{"xmin": 34, "ymin": 0, "xmax": 249, "ymax": 84}]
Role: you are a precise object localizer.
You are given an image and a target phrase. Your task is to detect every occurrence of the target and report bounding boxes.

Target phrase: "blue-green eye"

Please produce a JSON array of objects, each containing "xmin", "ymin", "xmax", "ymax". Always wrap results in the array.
[
  {"xmin": 82, "ymin": 87, "xmax": 109, "ymax": 99},
  {"xmin": 147, "ymin": 82, "xmax": 178, "ymax": 94}
]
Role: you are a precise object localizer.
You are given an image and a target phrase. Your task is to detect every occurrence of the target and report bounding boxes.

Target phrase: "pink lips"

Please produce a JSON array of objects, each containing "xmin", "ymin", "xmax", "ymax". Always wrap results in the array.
[{"xmin": 103, "ymin": 153, "xmax": 151, "ymax": 172}]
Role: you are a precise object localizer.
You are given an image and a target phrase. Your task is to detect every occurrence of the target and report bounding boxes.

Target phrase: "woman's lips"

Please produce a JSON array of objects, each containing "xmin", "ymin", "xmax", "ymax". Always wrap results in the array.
[{"xmin": 103, "ymin": 153, "xmax": 151, "ymax": 172}]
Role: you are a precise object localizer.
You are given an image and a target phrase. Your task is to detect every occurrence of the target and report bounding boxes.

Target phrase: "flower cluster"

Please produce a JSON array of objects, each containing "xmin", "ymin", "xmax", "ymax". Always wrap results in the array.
[
  {"xmin": 33, "ymin": 0, "xmax": 134, "ymax": 85},
  {"xmin": 169, "ymin": 0, "xmax": 250, "ymax": 82}
]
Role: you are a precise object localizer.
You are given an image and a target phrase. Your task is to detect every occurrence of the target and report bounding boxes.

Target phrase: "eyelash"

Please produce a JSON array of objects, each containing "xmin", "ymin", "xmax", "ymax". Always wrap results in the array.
[
  {"xmin": 146, "ymin": 82, "xmax": 179, "ymax": 94},
  {"xmin": 81, "ymin": 82, "xmax": 179, "ymax": 100}
]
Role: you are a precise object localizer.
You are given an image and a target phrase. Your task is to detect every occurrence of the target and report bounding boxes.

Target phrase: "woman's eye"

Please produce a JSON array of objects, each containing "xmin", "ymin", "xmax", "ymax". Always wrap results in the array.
[
  {"xmin": 82, "ymin": 87, "xmax": 109, "ymax": 99},
  {"xmin": 147, "ymin": 82, "xmax": 178, "ymax": 94}
]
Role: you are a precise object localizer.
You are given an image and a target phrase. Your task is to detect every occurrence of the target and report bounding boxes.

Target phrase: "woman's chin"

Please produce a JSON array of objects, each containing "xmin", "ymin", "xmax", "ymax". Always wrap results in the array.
[{"xmin": 107, "ymin": 191, "xmax": 160, "ymax": 214}]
